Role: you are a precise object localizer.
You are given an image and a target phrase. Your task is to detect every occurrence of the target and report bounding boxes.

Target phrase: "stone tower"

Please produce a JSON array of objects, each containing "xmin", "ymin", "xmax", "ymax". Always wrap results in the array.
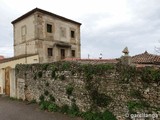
[{"xmin": 12, "ymin": 8, "xmax": 81, "ymax": 63}]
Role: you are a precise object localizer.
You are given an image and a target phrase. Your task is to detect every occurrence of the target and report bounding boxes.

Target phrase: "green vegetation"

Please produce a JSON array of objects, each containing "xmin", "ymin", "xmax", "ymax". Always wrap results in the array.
[
  {"xmin": 140, "ymin": 67, "xmax": 160, "ymax": 83},
  {"xmin": 66, "ymin": 85, "xmax": 74, "ymax": 96},
  {"xmin": 82, "ymin": 109, "xmax": 117, "ymax": 120},
  {"xmin": 127, "ymin": 100, "xmax": 150, "ymax": 114},
  {"xmin": 15, "ymin": 61, "xmax": 160, "ymax": 120},
  {"xmin": 48, "ymin": 103, "xmax": 59, "ymax": 112}
]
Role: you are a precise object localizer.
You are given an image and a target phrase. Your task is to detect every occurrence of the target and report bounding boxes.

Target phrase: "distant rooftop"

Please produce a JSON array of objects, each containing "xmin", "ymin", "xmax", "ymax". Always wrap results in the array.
[
  {"xmin": 0, "ymin": 56, "xmax": 4, "ymax": 60},
  {"xmin": 12, "ymin": 8, "xmax": 81, "ymax": 25},
  {"xmin": 132, "ymin": 51, "xmax": 160, "ymax": 65}
]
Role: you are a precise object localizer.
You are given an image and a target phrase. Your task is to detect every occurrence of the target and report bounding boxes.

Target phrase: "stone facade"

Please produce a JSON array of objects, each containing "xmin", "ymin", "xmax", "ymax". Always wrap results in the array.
[
  {"xmin": 15, "ymin": 61, "xmax": 160, "ymax": 120},
  {"xmin": 12, "ymin": 8, "xmax": 81, "ymax": 63}
]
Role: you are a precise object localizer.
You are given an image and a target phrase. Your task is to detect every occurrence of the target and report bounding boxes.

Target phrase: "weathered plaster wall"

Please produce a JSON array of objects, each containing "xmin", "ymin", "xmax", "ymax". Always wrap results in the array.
[
  {"xmin": 13, "ymin": 11, "xmax": 81, "ymax": 62},
  {"xmin": 0, "ymin": 55, "xmax": 39, "ymax": 95},
  {"xmin": 14, "ymin": 14, "xmax": 36, "ymax": 56},
  {"xmin": 15, "ymin": 61, "xmax": 160, "ymax": 120}
]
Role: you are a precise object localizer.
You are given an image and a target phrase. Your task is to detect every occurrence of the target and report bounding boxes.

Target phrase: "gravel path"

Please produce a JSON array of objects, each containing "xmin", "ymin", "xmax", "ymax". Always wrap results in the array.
[{"xmin": 0, "ymin": 96, "xmax": 82, "ymax": 120}]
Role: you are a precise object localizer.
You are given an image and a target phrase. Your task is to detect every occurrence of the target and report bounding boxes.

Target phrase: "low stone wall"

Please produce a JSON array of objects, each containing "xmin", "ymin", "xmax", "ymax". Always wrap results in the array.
[{"xmin": 15, "ymin": 61, "xmax": 160, "ymax": 120}]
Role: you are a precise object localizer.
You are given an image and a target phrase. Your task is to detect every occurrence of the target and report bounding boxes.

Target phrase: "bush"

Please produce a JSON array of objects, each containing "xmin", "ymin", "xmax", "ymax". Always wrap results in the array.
[
  {"xmin": 40, "ymin": 101, "xmax": 50, "ymax": 110},
  {"xmin": 82, "ymin": 110, "xmax": 117, "ymax": 120},
  {"xmin": 60, "ymin": 104, "xmax": 69, "ymax": 114},
  {"xmin": 68, "ymin": 103, "xmax": 79, "ymax": 116},
  {"xmin": 127, "ymin": 100, "xmax": 150, "ymax": 114},
  {"xmin": 102, "ymin": 110, "xmax": 117, "ymax": 120},
  {"xmin": 48, "ymin": 103, "xmax": 58, "ymax": 112}
]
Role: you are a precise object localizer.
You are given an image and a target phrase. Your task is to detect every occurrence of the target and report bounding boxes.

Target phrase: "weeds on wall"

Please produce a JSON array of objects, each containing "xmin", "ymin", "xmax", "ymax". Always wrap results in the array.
[
  {"xmin": 140, "ymin": 67, "xmax": 160, "ymax": 84},
  {"xmin": 66, "ymin": 85, "xmax": 74, "ymax": 96},
  {"xmin": 127, "ymin": 100, "xmax": 150, "ymax": 114}
]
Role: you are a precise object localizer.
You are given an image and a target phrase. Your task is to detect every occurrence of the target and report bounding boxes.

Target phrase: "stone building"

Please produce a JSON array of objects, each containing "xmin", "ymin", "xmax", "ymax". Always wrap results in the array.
[
  {"xmin": 0, "ymin": 8, "xmax": 81, "ymax": 96},
  {"xmin": 12, "ymin": 8, "xmax": 81, "ymax": 63}
]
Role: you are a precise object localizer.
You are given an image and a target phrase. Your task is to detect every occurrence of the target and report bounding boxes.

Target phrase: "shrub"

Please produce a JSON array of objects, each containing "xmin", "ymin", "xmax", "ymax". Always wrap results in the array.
[
  {"xmin": 60, "ymin": 104, "xmax": 69, "ymax": 114},
  {"xmin": 48, "ymin": 103, "xmax": 58, "ymax": 112},
  {"xmin": 61, "ymin": 61, "xmax": 71, "ymax": 71},
  {"xmin": 68, "ymin": 103, "xmax": 79, "ymax": 116},
  {"xmin": 40, "ymin": 101, "xmax": 50, "ymax": 110},
  {"xmin": 82, "ymin": 109, "xmax": 117, "ymax": 120},
  {"xmin": 102, "ymin": 110, "xmax": 117, "ymax": 120},
  {"xmin": 127, "ymin": 100, "xmax": 150, "ymax": 114}
]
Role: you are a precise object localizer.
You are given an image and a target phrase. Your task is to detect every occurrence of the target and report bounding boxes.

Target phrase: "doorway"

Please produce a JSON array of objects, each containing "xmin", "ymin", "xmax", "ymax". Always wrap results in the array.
[
  {"xmin": 60, "ymin": 49, "xmax": 65, "ymax": 60},
  {"xmin": 5, "ymin": 67, "xmax": 10, "ymax": 96}
]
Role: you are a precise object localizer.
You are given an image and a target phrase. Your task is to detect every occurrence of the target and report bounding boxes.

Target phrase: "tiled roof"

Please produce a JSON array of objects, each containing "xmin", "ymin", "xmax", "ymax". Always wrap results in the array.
[
  {"xmin": 132, "ymin": 51, "xmax": 160, "ymax": 64},
  {"xmin": 64, "ymin": 58, "xmax": 118, "ymax": 64}
]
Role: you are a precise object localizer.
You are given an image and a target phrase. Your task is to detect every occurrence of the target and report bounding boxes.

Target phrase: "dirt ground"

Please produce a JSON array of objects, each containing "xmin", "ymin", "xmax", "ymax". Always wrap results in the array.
[{"xmin": 0, "ymin": 96, "xmax": 83, "ymax": 120}]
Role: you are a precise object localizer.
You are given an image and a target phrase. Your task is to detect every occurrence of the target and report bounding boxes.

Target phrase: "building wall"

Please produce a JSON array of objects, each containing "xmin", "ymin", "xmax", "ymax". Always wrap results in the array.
[
  {"xmin": 13, "ymin": 11, "xmax": 81, "ymax": 63},
  {"xmin": 35, "ymin": 12, "xmax": 81, "ymax": 62},
  {"xmin": 14, "ymin": 15, "xmax": 36, "ymax": 56},
  {"xmin": 0, "ymin": 55, "xmax": 39, "ymax": 96}
]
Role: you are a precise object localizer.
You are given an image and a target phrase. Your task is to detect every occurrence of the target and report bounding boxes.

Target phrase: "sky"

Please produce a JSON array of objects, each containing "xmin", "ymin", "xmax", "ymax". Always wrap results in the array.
[{"xmin": 0, "ymin": 0, "xmax": 160, "ymax": 59}]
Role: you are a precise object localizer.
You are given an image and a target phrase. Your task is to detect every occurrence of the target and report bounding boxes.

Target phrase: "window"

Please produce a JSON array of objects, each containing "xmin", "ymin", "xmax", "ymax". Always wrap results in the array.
[
  {"xmin": 21, "ymin": 26, "xmax": 26, "ymax": 36},
  {"xmin": 71, "ymin": 50, "xmax": 75, "ymax": 57},
  {"xmin": 48, "ymin": 48, "xmax": 53, "ymax": 56},
  {"xmin": 60, "ymin": 27, "xmax": 66, "ymax": 37},
  {"xmin": 47, "ymin": 24, "xmax": 52, "ymax": 33},
  {"xmin": 71, "ymin": 30, "xmax": 75, "ymax": 38}
]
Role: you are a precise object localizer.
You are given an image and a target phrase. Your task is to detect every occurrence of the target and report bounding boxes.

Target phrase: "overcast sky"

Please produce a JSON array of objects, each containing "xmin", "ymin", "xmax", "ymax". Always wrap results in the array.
[{"xmin": 0, "ymin": 0, "xmax": 160, "ymax": 59}]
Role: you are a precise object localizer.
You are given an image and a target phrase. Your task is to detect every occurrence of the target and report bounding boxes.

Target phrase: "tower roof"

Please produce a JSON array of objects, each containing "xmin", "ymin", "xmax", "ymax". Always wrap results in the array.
[{"xmin": 12, "ymin": 8, "xmax": 81, "ymax": 25}]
